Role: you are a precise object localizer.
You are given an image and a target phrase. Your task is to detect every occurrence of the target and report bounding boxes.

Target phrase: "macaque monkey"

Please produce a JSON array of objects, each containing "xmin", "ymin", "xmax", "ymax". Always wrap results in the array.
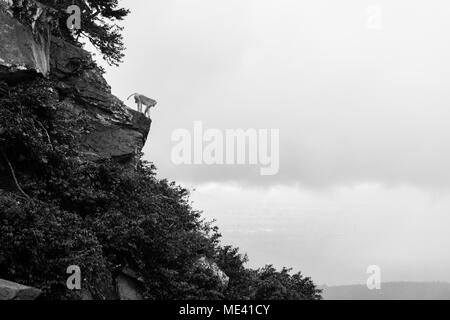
[{"xmin": 127, "ymin": 93, "xmax": 157, "ymax": 118}]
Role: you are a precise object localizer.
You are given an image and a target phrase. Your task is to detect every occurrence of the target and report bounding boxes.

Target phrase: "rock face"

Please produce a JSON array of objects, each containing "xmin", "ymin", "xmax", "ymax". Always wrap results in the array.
[
  {"xmin": 0, "ymin": 1, "xmax": 52, "ymax": 83},
  {"xmin": 0, "ymin": 1, "xmax": 151, "ymax": 163},
  {"xmin": 115, "ymin": 268, "xmax": 144, "ymax": 300},
  {"xmin": 197, "ymin": 257, "xmax": 230, "ymax": 288},
  {"xmin": 0, "ymin": 279, "xmax": 42, "ymax": 300},
  {"xmin": 49, "ymin": 37, "xmax": 151, "ymax": 162}
]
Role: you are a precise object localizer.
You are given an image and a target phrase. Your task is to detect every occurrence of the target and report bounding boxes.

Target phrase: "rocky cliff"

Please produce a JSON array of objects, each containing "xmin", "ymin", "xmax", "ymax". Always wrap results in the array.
[
  {"xmin": 0, "ymin": 2, "xmax": 151, "ymax": 164},
  {"xmin": 0, "ymin": 1, "xmax": 153, "ymax": 299}
]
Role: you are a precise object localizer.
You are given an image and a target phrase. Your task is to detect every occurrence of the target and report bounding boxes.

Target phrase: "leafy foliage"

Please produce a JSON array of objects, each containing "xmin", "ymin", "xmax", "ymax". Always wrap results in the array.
[
  {"xmin": 0, "ymin": 192, "xmax": 113, "ymax": 299},
  {"xmin": 217, "ymin": 247, "xmax": 322, "ymax": 300},
  {"xmin": 254, "ymin": 266, "xmax": 322, "ymax": 300}
]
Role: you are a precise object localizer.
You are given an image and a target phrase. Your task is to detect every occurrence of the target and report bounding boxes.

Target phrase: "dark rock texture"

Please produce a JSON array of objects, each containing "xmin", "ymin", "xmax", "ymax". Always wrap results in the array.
[
  {"xmin": 49, "ymin": 37, "xmax": 151, "ymax": 162},
  {"xmin": 115, "ymin": 268, "xmax": 145, "ymax": 300},
  {"xmin": 0, "ymin": 279, "xmax": 42, "ymax": 300},
  {"xmin": 0, "ymin": 2, "xmax": 52, "ymax": 83},
  {"xmin": 0, "ymin": 2, "xmax": 151, "ymax": 163}
]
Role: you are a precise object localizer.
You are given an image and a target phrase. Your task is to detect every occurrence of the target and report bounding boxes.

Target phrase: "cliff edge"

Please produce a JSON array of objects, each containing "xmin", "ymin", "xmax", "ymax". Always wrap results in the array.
[
  {"xmin": 0, "ymin": 2, "xmax": 151, "ymax": 164},
  {"xmin": 0, "ymin": 0, "xmax": 321, "ymax": 301}
]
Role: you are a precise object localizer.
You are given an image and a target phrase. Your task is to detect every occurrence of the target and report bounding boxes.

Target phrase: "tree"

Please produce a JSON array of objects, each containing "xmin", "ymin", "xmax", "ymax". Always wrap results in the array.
[
  {"xmin": 38, "ymin": 0, "xmax": 129, "ymax": 66},
  {"xmin": 216, "ymin": 246, "xmax": 256, "ymax": 300}
]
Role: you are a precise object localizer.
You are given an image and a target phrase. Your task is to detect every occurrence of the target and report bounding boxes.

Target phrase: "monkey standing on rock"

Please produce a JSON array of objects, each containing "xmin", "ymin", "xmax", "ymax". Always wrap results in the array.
[{"xmin": 127, "ymin": 93, "xmax": 157, "ymax": 118}]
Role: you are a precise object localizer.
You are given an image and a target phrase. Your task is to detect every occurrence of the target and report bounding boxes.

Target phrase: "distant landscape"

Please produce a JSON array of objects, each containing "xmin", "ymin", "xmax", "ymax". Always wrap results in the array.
[{"xmin": 321, "ymin": 282, "xmax": 450, "ymax": 300}]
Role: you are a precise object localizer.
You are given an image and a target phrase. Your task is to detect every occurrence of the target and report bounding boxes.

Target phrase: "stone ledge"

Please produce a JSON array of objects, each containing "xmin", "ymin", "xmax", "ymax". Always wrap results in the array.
[{"xmin": 0, "ymin": 279, "xmax": 42, "ymax": 300}]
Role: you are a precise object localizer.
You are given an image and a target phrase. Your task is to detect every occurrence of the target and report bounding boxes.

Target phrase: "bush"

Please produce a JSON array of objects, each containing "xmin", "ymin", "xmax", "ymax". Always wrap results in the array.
[
  {"xmin": 0, "ymin": 192, "xmax": 113, "ymax": 299},
  {"xmin": 217, "ymin": 247, "xmax": 322, "ymax": 300}
]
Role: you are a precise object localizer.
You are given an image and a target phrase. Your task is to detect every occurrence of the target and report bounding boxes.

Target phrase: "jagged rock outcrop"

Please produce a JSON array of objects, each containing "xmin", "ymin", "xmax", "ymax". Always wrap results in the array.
[
  {"xmin": 49, "ymin": 37, "xmax": 151, "ymax": 162},
  {"xmin": 0, "ymin": 1, "xmax": 53, "ymax": 82},
  {"xmin": 0, "ymin": 279, "xmax": 42, "ymax": 300},
  {"xmin": 0, "ymin": 1, "xmax": 151, "ymax": 163}
]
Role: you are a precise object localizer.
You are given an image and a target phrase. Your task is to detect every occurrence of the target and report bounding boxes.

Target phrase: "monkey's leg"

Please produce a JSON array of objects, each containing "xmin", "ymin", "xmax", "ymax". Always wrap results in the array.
[{"xmin": 138, "ymin": 101, "xmax": 142, "ymax": 113}]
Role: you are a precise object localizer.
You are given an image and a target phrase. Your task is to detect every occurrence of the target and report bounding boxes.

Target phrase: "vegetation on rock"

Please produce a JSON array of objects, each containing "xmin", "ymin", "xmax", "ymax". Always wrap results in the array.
[{"xmin": 0, "ymin": 1, "xmax": 322, "ymax": 300}]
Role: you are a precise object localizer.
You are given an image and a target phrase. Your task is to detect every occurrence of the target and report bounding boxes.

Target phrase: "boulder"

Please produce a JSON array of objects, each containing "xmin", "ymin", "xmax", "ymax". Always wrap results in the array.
[
  {"xmin": 115, "ymin": 268, "xmax": 144, "ymax": 300},
  {"xmin": 0, "ymin": 279, "xmax": 42, "ymax": 300},
  {"xmin": 196, "ymin": 257, "xmax": 230, "ymax": 288}
]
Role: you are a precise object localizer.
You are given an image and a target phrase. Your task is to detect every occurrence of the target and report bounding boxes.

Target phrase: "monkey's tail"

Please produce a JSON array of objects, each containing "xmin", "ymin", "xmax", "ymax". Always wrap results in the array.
[{"xmin": 127, "ymin": 93, "xmax": 138, "ymax": 100}]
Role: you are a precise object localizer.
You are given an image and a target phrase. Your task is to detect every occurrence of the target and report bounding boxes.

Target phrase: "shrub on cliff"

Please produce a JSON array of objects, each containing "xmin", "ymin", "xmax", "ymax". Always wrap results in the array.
[
  {"xmin": 0, "ymin": 192, "xmax": 114, "ymax": 300},
  {"xmin": 216, "ymin": 246, "xmax": 322, "ymax": 300}
]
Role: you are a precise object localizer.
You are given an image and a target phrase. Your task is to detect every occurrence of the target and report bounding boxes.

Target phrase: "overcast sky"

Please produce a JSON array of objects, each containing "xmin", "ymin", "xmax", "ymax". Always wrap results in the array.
[{"xmin": 102, "ymin": 0, "xmax": 450, "ymax": 285}]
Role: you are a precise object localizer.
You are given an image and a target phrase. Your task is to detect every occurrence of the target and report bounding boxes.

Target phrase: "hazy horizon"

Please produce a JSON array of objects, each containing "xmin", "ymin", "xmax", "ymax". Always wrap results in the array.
[{"xmin": 99, "ymin": 0, "xmax": 450, "ymax": 286}]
